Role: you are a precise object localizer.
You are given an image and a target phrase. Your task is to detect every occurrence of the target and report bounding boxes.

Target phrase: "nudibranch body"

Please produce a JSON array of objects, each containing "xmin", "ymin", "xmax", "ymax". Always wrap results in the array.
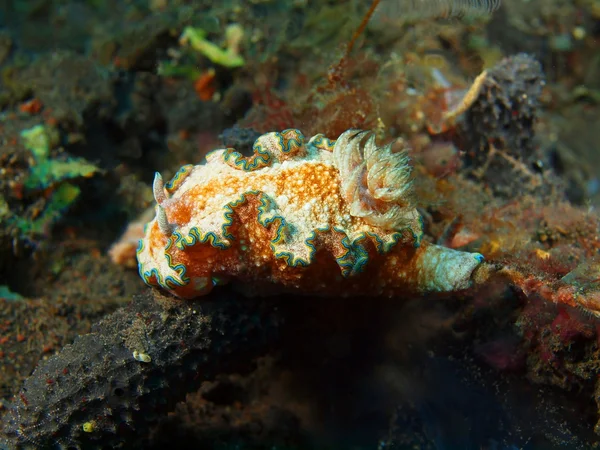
[{"xmin": 137, "ymin": 129, "xmax": 484, "ymax": 299}]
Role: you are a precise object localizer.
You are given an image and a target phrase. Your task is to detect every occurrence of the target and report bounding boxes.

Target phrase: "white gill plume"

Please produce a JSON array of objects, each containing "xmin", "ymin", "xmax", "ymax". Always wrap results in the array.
[{"xmin": 332, "ymin": 130, "xmax": 422, "ymax": 233}]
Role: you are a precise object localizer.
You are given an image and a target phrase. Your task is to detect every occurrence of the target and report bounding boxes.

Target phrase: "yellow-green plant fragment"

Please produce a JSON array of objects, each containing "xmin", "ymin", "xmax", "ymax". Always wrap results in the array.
[
  {"xmin": 20, "ymin": 124, "xmax": 58, "ymax": 160},
  {"xmin": 180, "ymin": 26, "xmax": 245, "ymax": 68}
]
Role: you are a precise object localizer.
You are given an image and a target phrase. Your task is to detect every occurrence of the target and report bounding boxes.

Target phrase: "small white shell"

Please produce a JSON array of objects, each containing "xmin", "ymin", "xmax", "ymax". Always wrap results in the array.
[{"xmin": 133, "ymin": 350, "xmax": 152, "ymax": 363}]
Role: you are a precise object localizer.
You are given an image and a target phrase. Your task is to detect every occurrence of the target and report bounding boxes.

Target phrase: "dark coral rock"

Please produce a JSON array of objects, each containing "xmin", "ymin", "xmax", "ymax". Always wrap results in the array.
[
  {"xmin": 220, "ymin": 126, "xmax": 262, "ymax": 156},
  {"xmin": 155, "ymin": 78, "xmax": 224, "ymax": 136},
  {"xmin": 1, "ymin": 290, "xmax": 280, "ymax": 449},
  {"xmin": 18, "ymin": 51, "xmax": 115, "ymax": 129},
  {"xmin": 460, "ymin": 53, "xmax": 547, "ymax": 197}
]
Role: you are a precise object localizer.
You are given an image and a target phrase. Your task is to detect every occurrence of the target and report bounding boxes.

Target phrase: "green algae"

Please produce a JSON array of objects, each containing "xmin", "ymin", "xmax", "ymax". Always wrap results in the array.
[
  {"xmin": 25, "ymin": 158, "xmax": 98, "ymax": 190},
  {"xmin": 20, "ymin": 124, "xmax": 99, "ymax": 190},
  {"xmin": 0, "ymin": 285, "xmax": 24, "ymax": 301},
  {"xmin": 9, "ymin": 124, "xmax": 100, "ymax": 237}
]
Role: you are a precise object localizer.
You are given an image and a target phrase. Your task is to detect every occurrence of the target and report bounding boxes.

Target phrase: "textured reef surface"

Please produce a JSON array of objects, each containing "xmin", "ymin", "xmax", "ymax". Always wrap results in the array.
[{"xmin": 1, "ymin": 0, "xmax": 600, "ymax": 448}]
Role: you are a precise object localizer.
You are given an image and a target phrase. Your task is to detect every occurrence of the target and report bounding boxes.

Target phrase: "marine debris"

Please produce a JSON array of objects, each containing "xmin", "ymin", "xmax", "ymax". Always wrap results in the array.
[{"xmin": 179, "ymin": 24, "xmax": 245, "ymax": 69}]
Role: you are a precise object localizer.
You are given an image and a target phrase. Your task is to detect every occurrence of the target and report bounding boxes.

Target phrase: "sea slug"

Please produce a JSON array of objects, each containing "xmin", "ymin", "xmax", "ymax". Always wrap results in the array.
[{"xmin": 137, "ymin": 129, "xmax": 484, "ymax": 299}]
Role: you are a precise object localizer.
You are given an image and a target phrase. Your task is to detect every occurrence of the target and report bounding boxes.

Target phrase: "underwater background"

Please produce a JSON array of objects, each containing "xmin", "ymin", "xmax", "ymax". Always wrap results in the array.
[{"xmin": 1, "ymin": 0, "xmax": 600, "ymax": 448}]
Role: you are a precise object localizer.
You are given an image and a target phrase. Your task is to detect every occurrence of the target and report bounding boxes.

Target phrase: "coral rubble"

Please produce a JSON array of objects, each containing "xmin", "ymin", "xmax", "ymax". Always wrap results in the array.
[
  {"xmin": 1, "ymin": 291, "xmax": 279, "ymax": 449},
  {"xmin": 460, "ymin": 53, "xmax": 547, "ymax": 195}
]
